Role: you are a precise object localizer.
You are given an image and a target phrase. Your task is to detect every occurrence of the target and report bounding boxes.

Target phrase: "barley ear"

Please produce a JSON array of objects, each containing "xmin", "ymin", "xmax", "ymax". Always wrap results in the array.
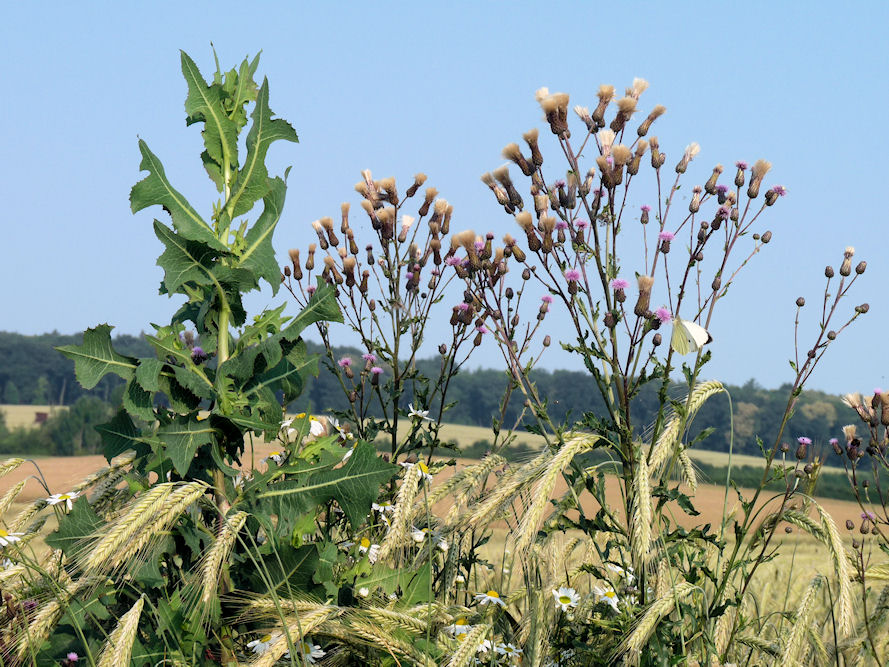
[
  {"xmin": 677, "ymin": 450, "xmax": 697, "ymax": 491},
  {"xmin": 97, "ymin": 595, "xmax": 144, "ymax": 667},
  {"xmin": 619, "ymin": 581, "xmax": 696, "ymax": 662},
  {"xmin": 447, "ymin": 623, "xmax": 490, "ymax": 667},
  {"xmin": 201, "ymin": 511, "xmax": 248, "ymax": 605},
  {"xmin": 378, "ymin": 463, "xmax": 422, "ymax": 562},
  {"xmin": 0, "ymin": 479, "xmax": 27, "ymax": 519},
  {"xmin": 0, "ymin": 457, "xmax": 25, "ymax": 479},
  {"xmin": 515, "ymin": 434, "xmax": 597, "ymax": 553}
]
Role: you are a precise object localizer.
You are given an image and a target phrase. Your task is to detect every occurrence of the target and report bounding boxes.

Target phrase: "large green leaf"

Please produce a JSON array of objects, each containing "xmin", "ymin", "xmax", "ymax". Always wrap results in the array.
[
  {"xmin": 130, "ymin": 140, "xmax": 227, "ymax": 251},
  {"xmin": 153, "ymin": 220, "xmax": 219, "ymax": 294},
  {"xmin": 225, "ymin": 78, "xmax": 298, "ymax": 218},
  {"xmin": 56, "ymin": 324, "xmax": 137, "ymax": 389},
  {"xmin": 96, "ymin": 409, "xmax": 147, "ymax": 461},
  {"xmin": 288, "ymin": 281, "xmax": 344, "ymax": 335},
  {"xmin": 45, "ymin": 495, "xmax": 103, "ymax": 558},
  {"xmin": 181, "ymin": 52, "xmax": 239, "ymax": 184},
  {"xmin": 258, "ymin": 441, "xmax": 397, "ymax": 526},
  {"xmin": 238, "ymin": 175, "xmax": 287, "ymax": 293},
  {"xmin": 157, "ymin": 418, "xmax": 217, "ymax": 476}
]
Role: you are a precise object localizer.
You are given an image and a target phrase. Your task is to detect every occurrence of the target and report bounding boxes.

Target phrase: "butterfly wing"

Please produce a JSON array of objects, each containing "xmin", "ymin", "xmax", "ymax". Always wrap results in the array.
[{"xmin": 670, "ymin": 319, "xmax": 690, "ymax": 355}]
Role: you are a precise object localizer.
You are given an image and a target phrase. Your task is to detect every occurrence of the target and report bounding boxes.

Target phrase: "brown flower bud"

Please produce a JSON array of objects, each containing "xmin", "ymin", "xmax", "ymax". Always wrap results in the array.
[
  {"xmin": 825, "ymin": 265, "xmax": 835, "ymax": 278},
  {"xmin": 846, "ymin": 519, "xmax": 855, "ymax": 531},
  {"xmin": 761, "ymin": 231, "xmax": 772, "ymax": 243},
  {"xmin": 796, "ymin": 297, "xmax": 805, "ymax": 307},
  {"xmin": 652, "ymin": 333, "xmax": 662, "ymax": 346},
  {"xmin": 544, "ymin": 335, "xmax": 552, "ymax": 347},
  {"xmin": 523, "ymin": 128, "xmax": 544, "ymax": 166},
  {"xmin": 704, "ymin": 165, "xmax": 723, "ymax": 195},
  {"xmin": 634, "ymin": 275, "xmax": 654, "ymax": 316},
  {"xmin": 418, "ymin": 187, "xmax": 438, "ymax": 217},
  {"xmin": 856, "ymin": 303, "xmax": 869, "ymax": 314},
  {"xmin": 406, "ymin": 173, "xmax": 427, "ymax": 198},
  {"xmin": 604, "ymin": 311, "xmax": 616, "ymax": 328},
  {"xmin": 827, "ymin": 330, "xmax": 836, "ymax": 340},
  {"xmin": 856, "ymin": 261, "xmax": 867, "ymax": 274}
]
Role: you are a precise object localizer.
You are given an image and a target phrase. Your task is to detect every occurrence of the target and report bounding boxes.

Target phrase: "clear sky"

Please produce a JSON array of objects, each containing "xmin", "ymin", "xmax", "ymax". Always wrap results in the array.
[{"xmin": 3, "ymin": 1, "xmax": 887, "ymax": 393}]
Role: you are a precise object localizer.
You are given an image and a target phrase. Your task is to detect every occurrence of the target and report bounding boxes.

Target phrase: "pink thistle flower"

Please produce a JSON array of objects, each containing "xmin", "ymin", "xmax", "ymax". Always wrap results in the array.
[
  {"xmin": 456, "ymin": 302, "xmax": 470, "ymax": 312},
  {"xmin": 553, "ymin": 179, "xmax": 566, "ymax": 188},
  {"xmin": 797, "ymin": 436, "xmax": 812, "ymax": 446},
  {"xmin": 555, "ymin": 220, "xmax": 569, "ymax": 230},
  {"xmin": 371, "ymin": 366, "xmax": 384, "ymax": 375},
  {"xmin": 474, "ymin": 240, "xmax": 485, "ymax": 252},
  {"xmin": 362, "ymin": 353, "xmax": 376, "ymax": 363},
  {"xmin": 770, "ymin": 185, "xmax": 787, "ymax": 196},
  {"xmin": 575, "ymin": 219, "xmax": 589, "ymax": 229},
  {"xmin": 658, "ymin": 231, "xmax": 675, "ymax": 242},
  {"xmin": 716, "ymin": 184, "xmax": 729, "ymax": 194},
  {"xmin": 874, "ymin": 388, "xmax": 883, "ymax": 395},
  {"xmin": 564, "ymin": 269, "xmax": 582, "ymax": 282},
  {"xmin": 476, "ymin": 325, "xmax": 490, "ymax": 334},
  {"xmin": 541, "ymin": 295, "xmax": 554, "ymax": 304},
  {"xmin": 306, "ymin": 285, "xmax": 316, "ymax": 296},
  {"xmin": 610, "ymin": 278, "xmax": 629, "ymax": 290},
  {"xmin": 641, "ymin": 205, "xmax": 651, "ymax": 213},
  {"xmin": 445, "ymin": 256, "xmax": 461, "ymax": 266},
  {"xmin": 717, "ymin": 205, "xmax": 731, "ymax": 218},
  {"xmin": 655, "ymin": 307, "xmax": 672, "ymax": 324},
  {"xmin": 338, "ymin": 357, "xmax": 352, "ymax": 368},
  {"xmin": 735, "ymin": 161, "xmax": 748, "ymax": 170},
  {"xmin": 829, "ymin": 437, "xmax": 839, "ymax": 446},
  {"xmin": 405, "ymin": 272, "xmax": 414, "ymax": 280}
]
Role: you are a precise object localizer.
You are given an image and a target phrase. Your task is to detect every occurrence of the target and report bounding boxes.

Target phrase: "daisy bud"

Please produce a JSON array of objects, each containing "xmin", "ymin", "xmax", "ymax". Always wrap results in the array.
[
  {"xmin": 406, "ymin": 173, "xmax": 427, "ymax": 198},
  {"xmin": 689, "ymin": 185, "xmax": 702, "ymax": 213},
  {"xmin": 676, "ymin": 142, "xmax": 700, "ymax": 174},
  {"xmin": 637, "ymin": 104, "xmax": 665, "ymax": 136},
  {"xmin": 840, "ymin": 246, "xmax": 855, "ymax": 276},
  {"xmin": 418, "ymin": 187, "xmax": 438, "ymax": 217},
  {"xmin": 734, "ymin": 161, "xmax": 747, "ymax": 187},
  {"xmin": 634, "ymin": 275, "xmax": 654, "ymax": 316},
  {"xmin": 704, "ymin": 165, "xmax": 723, "ymax": 195},
  {"xmin": 312, "ymin": 220, "xmax": 329, "ymax": 250},
  {"xmin": 523, "ymin": 128, "xmax": 544, "ymax": 166},
  {"xmin": 856, "ymin": 261, "xmax": 866, "ymax": 274}
]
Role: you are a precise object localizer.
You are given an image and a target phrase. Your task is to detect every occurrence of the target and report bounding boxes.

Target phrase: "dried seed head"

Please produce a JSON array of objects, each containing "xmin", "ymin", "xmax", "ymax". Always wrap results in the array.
[
  {"xmin": 610, "ymin": 96, "xmax": 637, "ymax": 132},
  {"xmin": 523, "ymin": 128, "xmax": 543, "ymax": 166},
  {"xmin": 629, "ymin": 77, "xmax": 649, "ymax": 99},
  {"xmin": 306, "ymin": 244, "xmax": 316, "ymax": 270},
  {"xmin": 538, "ymin": 90, "xmax": 570, "ymax": 135},
  {"xmin": 637, "ymin": 104, "xmax": 665, "ymax": 136},
  {"xmin": 574, "ymin": 104, "xmax": 595, "ymax": 131},
  {"xmin": 515, "ymin": 211, "xmax": 534, "ymax": 233},
  {"xmin": 598, "ymin": 129, "xmax": 616, "ymax": 156},
  {"xmin": 377, "ymin": 176, "xmax": 397, "ymax": 204},
  {"xmin": 406, "ymin": 173, "xmax": 427, "ymax": 198},
  {"xmin": 612, "ymin": 144, "xmax": 632, "ymax": 167},
  {"xmin": 747, "ymin": 159, "xmax": 772, "ymax": 198},
  {"xmin": 502, "ymin": 142, "xmax": 534, "ymax": 176},
  {"xmin": 593, "ymin": 84, "xmax": 615, "ymax": 125},
  {"xmin": 634, "ymin": 275, "xmax": 655, "ymax": 316},
  {"xmin": 676, "ymin": 142, "xmax": 700, "ymax": 173},
  {"xmin": 418, "ymin": 187, "xmax": 438, "ymax": 216},
  {"xmin": 339, "ymin": 202, "xmax": 351, "ymax": 233}
]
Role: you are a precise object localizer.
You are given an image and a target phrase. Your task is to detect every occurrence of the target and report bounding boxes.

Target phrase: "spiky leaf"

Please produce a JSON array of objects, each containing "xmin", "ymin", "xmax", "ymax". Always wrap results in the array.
[
  {"xmin": 56, "ymin": 325, "xmax": 137, "ymax": 389},
  {"xmin": 157, "ymin": 418, "xmax": 217, "ymax": 476}
]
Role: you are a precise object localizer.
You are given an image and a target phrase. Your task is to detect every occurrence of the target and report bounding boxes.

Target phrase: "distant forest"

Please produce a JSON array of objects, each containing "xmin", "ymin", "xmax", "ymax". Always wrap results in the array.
[{"xmin": 0, "ymin": 331, "xmax": 855, "ymax": 459}]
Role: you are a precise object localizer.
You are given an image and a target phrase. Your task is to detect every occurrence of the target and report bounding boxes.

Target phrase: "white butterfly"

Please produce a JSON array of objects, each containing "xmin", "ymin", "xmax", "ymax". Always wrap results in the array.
[{"xmin": 670, "ymin": 317, "xmax": 712, "ymax": 355}]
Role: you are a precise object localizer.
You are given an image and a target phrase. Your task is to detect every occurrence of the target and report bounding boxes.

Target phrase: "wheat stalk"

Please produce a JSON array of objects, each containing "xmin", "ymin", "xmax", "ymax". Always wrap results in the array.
[
  {"xmin": 72, "ymin": 452, "xmax": 136, "ymax": 494},
  {"xmin": 516, "ymin": 434, "xmax": 597, "ymax": 553},
  {"xmin": 15, "ymin": 579, "xmax": 87, "ymax": 661},
  {"xmin": 0, "ymin": 479, "xmax": 27, "ymax": 520},
  {"xmin": 677, "ymin": 450, "xmax": 697, "ymax": 491},
  {"xmin": 200, "ymin": 510, "xmax": 248, "ymax": 605},
  {"xmin": 431, "ymin": 454, "xmax": 505, "ymax": 506},
  {"xmin": 467, "ymin": 448, "xmax": 551, "ymax": 526},
  {"xmin": 620, "ymin": 581, "xmax": 696, "ymax": 663},
  {"xmin": 447, "ymin": 622, "xmax": 490, "ymax": 667},
  {"xmin": 8, "ymin": 498, "xmax": 47, "ymax": 533},
  {"xmin": 347, "ymin": 619, "xmax": 436, "ymax": 666},
  {"xmin": 378, "ymin": 463, "xmax": 422, "ymax": 562},
  {"xmin": 649, "ymin": 380, "xmax": 724, "ymax": 469},
  {"xmin": 815, "ymin": 502, "xmax": 853, "ymax": 637},
  {"xmin": 779, "ymin": 574, "xmax": 822, "ymax": 664},
  {"xmin": 248, "ymin": 605, "xmax": 337, "ymax": 667},
  {"xmin": 0, "ymin": 458, "xmax": 25, "ymax": 479},
  {"xmin": 631, "ymin": 454, "xmax": 652, "ymax": 568},
  {"xmin": 97, "ymin": 595, "xmax": 144, "ymax": 667}
]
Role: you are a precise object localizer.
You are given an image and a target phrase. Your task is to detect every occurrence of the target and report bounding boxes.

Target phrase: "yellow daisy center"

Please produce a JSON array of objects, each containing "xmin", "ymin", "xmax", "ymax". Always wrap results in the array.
[
  {"xmin": 360, "ymin": 537, "xmax": 371, "ymax": 548},
  {"xmin": 559, "ymin": 595, "xmax": 572, "ymax": 604},
  {"xmin": 59, "ymin": 494, "xmax": 71, "ymax": 500},
  {"xmin": 605, "ymin": 591, "xmax": 616, "ymax": 598},
  {"xmin": 0, "ymin": 529, "xmax": 7, "ymax": 537},
  {"xmin": 455, "ymin": 618, "xmax": 468, "ymax": 626},
  {"xmin": 260, "ymin": 634, "xmax": 272, "ymax": 642},
  {"xmin": 418, "ymin": 461, "xmax": 429, "ymax": 473},
  {"xmin": 486, "ymin": 590, "xmax": 500, "ymax": 598}
]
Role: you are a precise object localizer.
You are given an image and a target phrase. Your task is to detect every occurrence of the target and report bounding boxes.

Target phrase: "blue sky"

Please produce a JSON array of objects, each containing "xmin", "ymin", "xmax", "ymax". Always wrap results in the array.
[{"xmin": 4, "ymin": 1, "xmax": 887, "ymax": 392}]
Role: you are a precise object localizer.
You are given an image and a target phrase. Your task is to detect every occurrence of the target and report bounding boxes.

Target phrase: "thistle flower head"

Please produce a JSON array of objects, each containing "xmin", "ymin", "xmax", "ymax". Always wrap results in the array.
[
  {"xmin": 564, "ymin": 268, "xmax": 582, "ymax": 281},
  {"xmin": 655, "ymin": 307, "xmax": 672, "ymax": 324},
  {"xmin": 610, "ymin": 278, "xmax": 629, "ymax": 290},
  {"xmin": 658, "ymin": 230, "xmax": 675, "ymax": 241},
  {"xmin": 338, "ymin": 357, "xmax": 352, "ymax": 368},
  {"xmin": 735, "ymin": 161, "xmax": 748, "ymax": 170}
]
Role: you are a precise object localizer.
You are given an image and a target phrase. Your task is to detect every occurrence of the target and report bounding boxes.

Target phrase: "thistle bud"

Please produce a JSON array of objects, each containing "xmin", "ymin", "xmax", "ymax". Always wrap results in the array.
[
  {"xmin": 502, "ymin": 142, "xmax": 534, "ymax": 176},
  {"xmin": 652, "ymin": 333, "xmax": 662, "ymax": 347},
  {"xmin": 649, "ymin": 136, "xmax": 664, "ymax": 169},
  {"xmin": 406, "ymin": 173, "xmax": 427, "ymax": 198},
  {"xmin": 761, "ymin": 231, "xmax": 772, "ymax": 243},
  {"xmin": 734, "ymin": 161, "xmax": 746, "ymax": 187},
  {"xmin": 856, "ymin": 261, "xmax": 866, "ymax": 275},
  {"xmin": 368, "ymin": 298, "xmax": 376, "ymax": 311},
  {"xmin": 523, "ymin": 128, "xmax": 544, "ymax": 166},
  {"xmin": 522, "ymin": 268, "xmax": 531, "ymax": 281},
  {"xmin": 796, "ymin": 441, "xmax": 807, "ymax": 460},
  {"xmin": 839, "ymin": 246, "xmax": 855, "ymax": 276},
  {"xmin": 796, "ymin": 297, "xmax": 805, "ymax": 308},
  {"xmin": 846, "ymin": 520, "xmax": 855, "ymax": 531},
  {"xmin": 306, "ymin": 244, "xmax": 316, "ymax": 271},
  {"xmin": 634, "ymin": 275, "xmax": 654, "ymax": 316},
  {"xmin": 543, "ymin": 335, "xmax": 551, "ymax": 347},
  {"xmin": 610, "ymin": 96, "xmax": 637, "ymax": 133},
  {"xmin": 689, "ymin": 185, "xmax": 702, "ymax": 213},
  {"xmin": 855, "ymin": 303, "xmax": 869, "ymax": 314},
  {"xmin": 704, "ymin": 165, "xmax": 723, "ymax": 195},
  {"xmin": 711, "ymin": 276, "xmax": 721, "ymax": 291},
  {"xmin": 604, "ymin": 311, "xmax": 616, "ymax": 328}
]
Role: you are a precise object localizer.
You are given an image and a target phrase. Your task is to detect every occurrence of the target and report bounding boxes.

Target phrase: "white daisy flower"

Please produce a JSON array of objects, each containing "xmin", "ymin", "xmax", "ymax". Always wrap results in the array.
[
  {"xmin": 476, "ymin": 639, "xmax": 493, "ymax": 654},
  {"xmin": 552, "ymin": 586, "xmax": 580, "ymax": 611},
  {"xmin": 46, "ymin": 491, "xmax": 79, "ymax": 511},
  {"xmin": 400, "ymin": 460, "xmax": 433, "ymax": 482},
  {"xmin": 1, "ymin": 558, "xmax": 13, "ymax": 569},
  {"xmin": 592, "ymin": 585, "xmax": 620, "ymax": 613},
  {"xmin": 445, "ymin": 617, "xmax": 473, "ymax": 636},
  {"xmin": 328, "ymin": 416, "xmax": 354, "ymax": 441},
  {"xmin": 357, "ymin": 587, "xmax": 370, "ymax": 598},
  {"xmin": 474, "ymin": 590, "xmax": 506, "ymax": 607},
  {"xmin": 282, "ymin": 414, "xmax": 326, "ymax": 440},
  {"xmin": 357, "ymin": 537, "xmax": 380, "ymax": 563},
  {"xmin": 372, "ymin": 500, "xmax": 396, "ymax": 514},
  {"xmin": 247, "ymin": 633, "xmax": 277, "ymax": 655},
  {"xmin": 262, "ymin": 450, "xmax": 285, "ymax": 466},
  {"xmin": 496, "ymin": 642, "xmax": 523, "ymax": 659},
  {"xmin": 410, "ymin": 527, "xmax": 448, "ymax": 552},
  {"xmin": 606, "ymin": 562, "xmax": 635, "ymax": 583},
  {"xmin": 284, "ymin": 640, "xmax": 325, "ymax": 664},
  {"xmin": 0, "ymin": 529, "xmax": 23, "ymax": 547},
  {"xmin": 407, "ymin": 403, "xmax": 435, "ymax": 422}
]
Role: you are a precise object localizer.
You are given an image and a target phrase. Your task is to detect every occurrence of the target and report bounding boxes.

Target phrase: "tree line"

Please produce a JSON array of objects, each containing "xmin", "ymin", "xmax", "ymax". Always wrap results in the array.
[{"xmin": 0, "ymin": 331, "xmax": 855, "ymax": 459}]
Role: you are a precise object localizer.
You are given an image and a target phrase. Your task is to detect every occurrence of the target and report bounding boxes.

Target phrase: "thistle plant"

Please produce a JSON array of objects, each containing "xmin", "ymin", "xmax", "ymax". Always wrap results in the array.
[{"xmin": 440, "ymin": 80, "xmax": 870, "ymax": 664}]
